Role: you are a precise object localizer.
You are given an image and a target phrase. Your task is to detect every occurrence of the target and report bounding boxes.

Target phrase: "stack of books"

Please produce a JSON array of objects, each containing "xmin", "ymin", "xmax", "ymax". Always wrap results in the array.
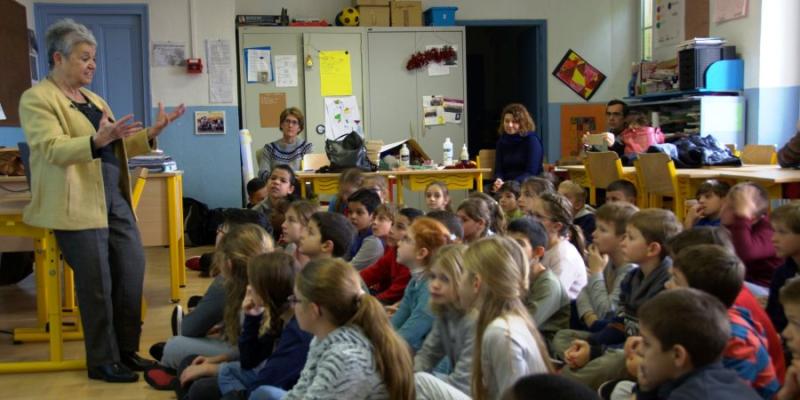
[
  {"xmin": 677, "ymin": 37, "xmax": 726, "ymax": 50},
  {"xmin": 128, "ymin": 151, "xmax": 177, "ymax": 173}
]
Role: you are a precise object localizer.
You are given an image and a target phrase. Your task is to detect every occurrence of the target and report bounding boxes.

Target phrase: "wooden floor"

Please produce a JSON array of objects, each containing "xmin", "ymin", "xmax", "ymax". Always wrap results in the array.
[{"xmin": 0, "ymin": 245, "xmax": 214, "ymax": 400}]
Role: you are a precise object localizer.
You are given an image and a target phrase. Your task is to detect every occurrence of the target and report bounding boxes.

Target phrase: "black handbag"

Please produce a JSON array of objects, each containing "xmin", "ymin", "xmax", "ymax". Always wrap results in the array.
[{"xmin": 324, "ymin": 131, "xmax": 376, "ymax": 172}]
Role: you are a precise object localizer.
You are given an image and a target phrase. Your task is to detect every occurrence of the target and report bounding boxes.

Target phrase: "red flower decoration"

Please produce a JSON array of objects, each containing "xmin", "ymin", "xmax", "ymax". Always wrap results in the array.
[{"xmin": 406, "ymin": 46, "xmax": 457, "ymax": 71}]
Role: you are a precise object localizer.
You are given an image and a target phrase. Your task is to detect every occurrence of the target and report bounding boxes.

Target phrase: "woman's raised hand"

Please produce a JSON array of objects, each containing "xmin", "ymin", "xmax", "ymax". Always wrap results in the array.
[
  {"xmin": 148, "ymin": 102, "xmax": 187, "ymax": 139},
  {"xmin": 94, "ymin": 108, "xmax": 143, "ymax": 148}
]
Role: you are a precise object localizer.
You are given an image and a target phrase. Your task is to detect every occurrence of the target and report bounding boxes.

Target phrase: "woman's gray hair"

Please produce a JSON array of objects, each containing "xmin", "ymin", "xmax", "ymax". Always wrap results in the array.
[{"xmin": 46, "ymin": 18, "xmax": 97, "ymax": 68}]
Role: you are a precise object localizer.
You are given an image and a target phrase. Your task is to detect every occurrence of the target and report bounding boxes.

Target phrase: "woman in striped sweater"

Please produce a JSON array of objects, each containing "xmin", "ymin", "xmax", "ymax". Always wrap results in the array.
[{"xmin": 269, "ymin": 258, "xmax": 414, "ymax": 400}]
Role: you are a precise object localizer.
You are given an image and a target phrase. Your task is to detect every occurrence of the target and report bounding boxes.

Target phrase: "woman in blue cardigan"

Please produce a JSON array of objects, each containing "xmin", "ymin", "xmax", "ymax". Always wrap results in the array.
[{"xmin": 490, "ymin": 103, "xmax": 544, "ymax": 193}]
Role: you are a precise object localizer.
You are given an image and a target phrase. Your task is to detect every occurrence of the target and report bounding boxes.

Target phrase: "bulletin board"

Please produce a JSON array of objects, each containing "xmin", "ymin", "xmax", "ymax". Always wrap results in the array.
[
  {"xmin": 0, "ymin": 0, "xmax": 32, "ymax": 126},
  {"xmin": 560, "ymin": 103, "xmax": 607, "ymax": 162}
]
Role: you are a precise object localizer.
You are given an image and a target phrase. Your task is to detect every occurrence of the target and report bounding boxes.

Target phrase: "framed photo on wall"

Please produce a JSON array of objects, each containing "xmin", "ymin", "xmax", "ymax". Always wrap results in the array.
[{"xmin": 195, "ymin": 111, "xmax": 226, "ymax": 135}]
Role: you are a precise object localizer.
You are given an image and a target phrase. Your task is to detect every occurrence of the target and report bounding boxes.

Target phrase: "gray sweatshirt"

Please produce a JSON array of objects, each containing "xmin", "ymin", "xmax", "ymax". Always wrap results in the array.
[
  {"xmin": 285, "ymin": 325, "xmax": 387, "ymax": 400},
  {"xmin": 414, "ymin": 308, "xmax": 477, "ymax": 396},
  {"xmin": 526, "ymin": 268, "xmax": 570, "ymax": 341},
  {"xmin": 575, "ymin": 260, "xmax": 636, "ymax": 321},
  {"xmin": 482, "ymin": 315, "xmax": 549, "ymax": 399}
]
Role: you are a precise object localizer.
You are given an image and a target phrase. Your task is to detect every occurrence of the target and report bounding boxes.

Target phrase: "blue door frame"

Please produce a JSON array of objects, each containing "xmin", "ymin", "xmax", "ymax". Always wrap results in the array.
[
  {"xmin": 457, "ymin": 19, "xmax": 549, "ymax": 156},
  {"xmin": 34, "ymin": 3, "xmax": 151, "ymax": 125}
]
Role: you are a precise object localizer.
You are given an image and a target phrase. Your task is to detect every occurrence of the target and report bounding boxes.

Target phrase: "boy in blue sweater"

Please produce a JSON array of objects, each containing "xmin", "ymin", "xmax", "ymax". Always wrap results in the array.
[
  {"xmin": 345, "ymin": 188, "xmax": 384, "ymax": 270},
  {"xmin": 557, "ymin": 209, "xmax": 681, "ymax": 389}
]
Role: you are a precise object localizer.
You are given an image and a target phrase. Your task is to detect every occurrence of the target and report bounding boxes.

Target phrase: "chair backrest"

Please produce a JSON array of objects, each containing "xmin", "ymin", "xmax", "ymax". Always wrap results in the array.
[
  {"xmin": 130, "ymin": 167, "xmax": 149, "ymax": 211},
  {"xmin": 301, "ymin": 153, "xmax": 329, "ymax": 171},
  {"xmin": 17, "ymin": 142, "xmax": 31, "ymax": 185},
  {"xmin": 477, "ymin": 149, "xmax": 496, "ymax": 176},
  {"xmin": 584, "ymin": 151, "xmax": 623, "ymax": 189},
  {"xmin": 741, "ymin": 144, "xmax": 777, "ymax": 165},
  {"xmin": 635, "ymin": 152, "xmax": 677, "ymax": 196}
]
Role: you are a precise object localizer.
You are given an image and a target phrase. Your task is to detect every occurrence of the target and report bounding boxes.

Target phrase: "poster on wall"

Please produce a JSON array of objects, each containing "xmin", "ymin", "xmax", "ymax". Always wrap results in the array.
[
  {"xmin": 715, "ymin": 0, "xmax": 748, "ymax": 23},
  {"xmin": 206, "ymin": 39, "xmax": 233, "ymax": 103},
  {"xmin": 195, "ymin": 111, "xmax": 226, "ymax": 135},
  {"xmin": 324, "ymin": 96, "xmax": 361, "ymax": 139},
  {"xmin": 552, "ymin": 49, "xmax": 606, "ymax": 101},
  {"xmin": 653, "ymin": 0, "xmax": 684, "ymax": 60},
  {"xmin": 422, "ymin": 95, "xmax": 445, "ymax": 126},
  {"xmin": 152, "ymin": 42, "xmax": 186, "ymax": 67}
]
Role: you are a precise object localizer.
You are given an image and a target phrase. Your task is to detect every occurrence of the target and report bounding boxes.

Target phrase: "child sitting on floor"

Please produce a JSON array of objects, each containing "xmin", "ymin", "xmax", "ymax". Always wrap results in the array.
[
  {"xmin": 559, "ymin": 180, "xmax": 596, "ymax": 244},
  {"xmin": 720, "ymin": 182, "xmax": 783, "ymax": 296},
  {"xmin": 345, "ymin": 188, "xmax": 384, "ymax": 270},
  {"xmin": 518, "ymin": 176, "xmax": 555, "ymax": 216},
  {"xmin": 633, "ymin": 288, "xmax": 761, "ymax": 400},
  {"xmin": 497, "ymin": 181, "xmax": 524, "ymax": 222},
  {"xmin": 605, "ymin": 179, "xmax": 637, "ymax": 205},
  {"xmin": 683, "ymin": 179, "xmax": 730, "ymax": 229},
  {"xmin": 360, "ymin": 207, "xmax": 424, "ymax": 304}
]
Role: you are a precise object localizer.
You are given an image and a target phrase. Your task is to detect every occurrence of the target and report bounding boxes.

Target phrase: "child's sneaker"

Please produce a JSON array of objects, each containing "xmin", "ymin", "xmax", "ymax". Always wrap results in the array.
[{"xmin": 185, "ymin": 256, "xmax": 201, "ymax": 271}]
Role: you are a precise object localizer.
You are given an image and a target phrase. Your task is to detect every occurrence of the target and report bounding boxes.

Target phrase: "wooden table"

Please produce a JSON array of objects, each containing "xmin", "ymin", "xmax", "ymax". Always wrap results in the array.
[{"xmin": 296, "ymin": 168, "xmax": 491, "ymax": 205}]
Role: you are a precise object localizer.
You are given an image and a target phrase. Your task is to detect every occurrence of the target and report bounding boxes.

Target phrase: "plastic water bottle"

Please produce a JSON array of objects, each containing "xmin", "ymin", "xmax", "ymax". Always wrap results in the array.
[
  {"xmin": 442, "ymin": 137, "xmax": 453, "ymax": 166},
  {"xmin": 459, "ymin": 143, "xmax": 469, "ymax": 165},
  {"xmin": 400, "ymin": 143, "xmax": 410, "ymax": 167}
]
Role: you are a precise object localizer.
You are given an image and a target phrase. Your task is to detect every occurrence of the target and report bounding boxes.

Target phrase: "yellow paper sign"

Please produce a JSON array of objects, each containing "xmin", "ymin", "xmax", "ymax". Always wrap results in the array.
[{"xmin": 319, "ymin": 50, "xmax": 352, "ymax": 96}]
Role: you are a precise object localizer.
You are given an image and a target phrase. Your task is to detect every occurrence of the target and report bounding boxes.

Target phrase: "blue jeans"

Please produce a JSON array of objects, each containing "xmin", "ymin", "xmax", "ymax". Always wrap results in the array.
[
  {"xmin": 248, "ymin": 385, "xmax": 287, "ymax": 400},
  {"xmin": 218, "ymin": 361, "xmax": 261, "ymax": 395}
]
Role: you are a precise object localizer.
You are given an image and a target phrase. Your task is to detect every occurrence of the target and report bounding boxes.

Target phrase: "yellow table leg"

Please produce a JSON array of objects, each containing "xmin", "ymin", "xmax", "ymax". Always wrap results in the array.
[
  {"xmin": 177, "ymin": 175, "xmax": 187, "ymax": 288},
  {"xmin": 477, "ymin": 171, "xmax": 484, "ymax": 193},
  {"xmin": 62, "ymin": 263, "xmax": 75, "ymax": 312},
  {"xmin": 167, "ymin": 175, "xmax": 181, "ymax": 302},
  {"xmin": 396, "ymin": 177, "xmax": 405, "ymax": 206},
  {"xmin": 299, "ymin": 176, "xmax": 307, "ymax": 198}
]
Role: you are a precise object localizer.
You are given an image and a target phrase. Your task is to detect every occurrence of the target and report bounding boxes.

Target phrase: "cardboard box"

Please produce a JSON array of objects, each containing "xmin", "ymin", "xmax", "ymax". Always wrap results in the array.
[
  {"xmin": 358, "ymin": 6, "xmax": 390, "ymax": 27},
  {"xmin": 390, "ymin": 1, "xmax": 422, "ymax": 27},
  {"xmin": 379, "ymin": 139, "xmax": 431, "ymax": 167},
  {"xmin": 354, "ymin": 0, "xmax": 389, "ymax": 6}
]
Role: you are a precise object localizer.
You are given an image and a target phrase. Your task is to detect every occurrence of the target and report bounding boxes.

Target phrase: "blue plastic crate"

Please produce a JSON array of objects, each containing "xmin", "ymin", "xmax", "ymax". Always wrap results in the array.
[{"xmin": 424, "ymin": 7, "xmax": 458, "ymax": 26}]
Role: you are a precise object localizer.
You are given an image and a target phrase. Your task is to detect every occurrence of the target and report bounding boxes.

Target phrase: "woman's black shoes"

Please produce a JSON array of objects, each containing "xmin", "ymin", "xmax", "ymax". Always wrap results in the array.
[
  {"xmin": 120, "ymin": 352, "xmax": 157, "ymax": 371},
  {"xmin": 87, "ymin": 363, "xmax": 139, "ymax": 383}
]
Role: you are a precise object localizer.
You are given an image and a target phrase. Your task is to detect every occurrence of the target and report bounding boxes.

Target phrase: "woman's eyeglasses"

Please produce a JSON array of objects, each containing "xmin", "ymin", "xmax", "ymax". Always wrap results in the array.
[{"xmin": 282, "ymin": 119, "xmax": 300, "ymax": 126}]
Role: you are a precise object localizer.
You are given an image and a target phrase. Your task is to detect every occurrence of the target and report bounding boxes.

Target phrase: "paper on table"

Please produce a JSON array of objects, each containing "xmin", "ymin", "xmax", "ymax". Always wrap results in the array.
[
  {"xmin": 423, "ymin": 95, "xmax": 445, "ymax": 126},
  {"xmin": 274, "ymin": 55, "xmax": 298, "ymax": 87},
  {"xmin": 319, "ymin": 51, "xmax": 352, "ymax": 96},
  {"xmin": 246, "ymin": 47, "xmax": 272, "ymax": 83},
  {"xmin": 206, "ymin": 39, "xmax": 233, "ymax": 103},
  {"xmin": 324, "ymin": 96, "xmax": 361, "ymax": 139},
  {"xmin": 152, "ymin": 42, "xmax": 186, "ymax": 67},
  {"xmin": 259, "ymin": 93, "xmax": 286, "ymax": 128}
]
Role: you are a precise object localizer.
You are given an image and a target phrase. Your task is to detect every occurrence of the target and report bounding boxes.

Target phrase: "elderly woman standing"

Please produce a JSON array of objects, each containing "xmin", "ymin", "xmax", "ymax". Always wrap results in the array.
[
  {"xmin": 19, "ymin": 19, "xmax": 185, "ymax": 383},
  {"xmin": 256, "ymin": 107, "xmax": 313, "ymax": 180},
  {"xmin": 490, "ymin": 103, "xmax": 544, "ymax": 193}
]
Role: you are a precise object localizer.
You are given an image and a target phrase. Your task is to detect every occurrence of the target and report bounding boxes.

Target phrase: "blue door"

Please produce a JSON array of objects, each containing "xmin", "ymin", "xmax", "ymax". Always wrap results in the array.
[{"xmin": 35, "ymin": 4, "xmax": 150, "ymax": 125}]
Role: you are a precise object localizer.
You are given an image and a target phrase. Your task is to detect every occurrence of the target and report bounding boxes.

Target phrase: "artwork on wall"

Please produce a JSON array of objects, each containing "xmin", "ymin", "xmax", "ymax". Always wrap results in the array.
[
  {"xmin": 552, "ymin": 49, "xmax": 606, "ymax": 101},
  {"xmin": 559, "ymin": 103, "xmax": 608, "ymax": 162}
]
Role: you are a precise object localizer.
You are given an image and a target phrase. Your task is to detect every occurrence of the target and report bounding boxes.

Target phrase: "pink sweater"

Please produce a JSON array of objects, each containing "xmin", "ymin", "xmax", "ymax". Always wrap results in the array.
[{"xmin": 621, "ymin": 126, "xmax": 665, "ymax": 155}]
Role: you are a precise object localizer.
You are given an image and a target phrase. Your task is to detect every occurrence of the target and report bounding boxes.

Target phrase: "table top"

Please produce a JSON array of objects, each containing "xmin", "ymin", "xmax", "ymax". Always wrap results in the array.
[
  {"xmin": 296, "ymin": 168, "xmax": 491, "ymax": 178},
  {"xmin": 716, "ymin": 168, "xmax": 800, "ymax": 183}
]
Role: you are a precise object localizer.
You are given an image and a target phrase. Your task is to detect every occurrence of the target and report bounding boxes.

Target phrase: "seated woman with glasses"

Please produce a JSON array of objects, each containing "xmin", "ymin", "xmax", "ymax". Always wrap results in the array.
[{"xmin": 257, "ymin": 107, "xmax": 313, "ymax": 181}]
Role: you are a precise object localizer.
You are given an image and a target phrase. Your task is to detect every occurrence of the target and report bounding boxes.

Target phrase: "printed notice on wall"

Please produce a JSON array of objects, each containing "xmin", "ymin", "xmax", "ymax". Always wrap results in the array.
[
  {"xmin": 246, "ymin": 47, "xmax": 272, "ymax": 83},
  {"xmin": 152, "ymin": 42, "xmax": 186, "ymax": 67},
  {"xmin": 259, "ymin": 92, "xmax": 286, "ymax": 128},
  {"xmin": 319, "ymin": 51, "xmax": 352, "ymax": 96},
  {"xmin": 274, "ymin": 55, "xmax": 298, "ymax": 87},
  {"xmin": 206, "ymin": 39, "xmax": 233, "ymax": 103}
]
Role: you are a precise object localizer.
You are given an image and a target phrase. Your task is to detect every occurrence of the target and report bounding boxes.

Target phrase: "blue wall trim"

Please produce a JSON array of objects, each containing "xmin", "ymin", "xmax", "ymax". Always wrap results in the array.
[
  {"xmin": 154, "ymin": 106, "xmax": 242, "ymax": 209},
  {"xmin": 0, "ymin": 127, "xmax": 26, "ymax": 148}
]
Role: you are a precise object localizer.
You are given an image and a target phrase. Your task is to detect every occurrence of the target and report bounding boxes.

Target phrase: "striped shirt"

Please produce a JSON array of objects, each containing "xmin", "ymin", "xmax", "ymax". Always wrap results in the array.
[
  {"xmin": 285, "ymin": 325, "xmax": 387, "ymax": 400},
  {"xmin": 724, "ymin": 306, "xmax": 780, "ymax": 400}
]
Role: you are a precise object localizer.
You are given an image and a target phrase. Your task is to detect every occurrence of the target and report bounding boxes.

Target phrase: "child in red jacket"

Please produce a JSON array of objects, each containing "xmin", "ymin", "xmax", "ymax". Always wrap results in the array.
[
  {"xmin": 721, "ymin": 182, "xmax": 783, "ymax": 294},
  {"xmin": 360, "ymin": 207, "xmax": 424, "ymax": 304}
]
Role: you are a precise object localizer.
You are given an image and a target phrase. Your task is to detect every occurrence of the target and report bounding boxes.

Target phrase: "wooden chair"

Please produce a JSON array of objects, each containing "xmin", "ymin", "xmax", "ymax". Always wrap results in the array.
[
  {"xmin": 301, "ymin": 153, "xmax": 329, "ymax": 171},
  {"xmin": 583, "ymin": 151, "xmax": 625, "ymax": 206},
  {"xmin": 477, "ymin": 149, "xmax": 496, "ymax": 177},
  {"xmin": 634, "ymin": 152, "xmax": 683, "ymax": 218},
  {"xmin": 741, "ymin": 144, "xmax": 778, "ymax": 165}
]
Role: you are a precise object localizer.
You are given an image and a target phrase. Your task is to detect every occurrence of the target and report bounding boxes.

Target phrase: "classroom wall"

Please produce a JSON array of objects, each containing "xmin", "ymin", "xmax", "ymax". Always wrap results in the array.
[{"xmin": 9, "ymin": 0, "xmax": 242, "ymax": 208}]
